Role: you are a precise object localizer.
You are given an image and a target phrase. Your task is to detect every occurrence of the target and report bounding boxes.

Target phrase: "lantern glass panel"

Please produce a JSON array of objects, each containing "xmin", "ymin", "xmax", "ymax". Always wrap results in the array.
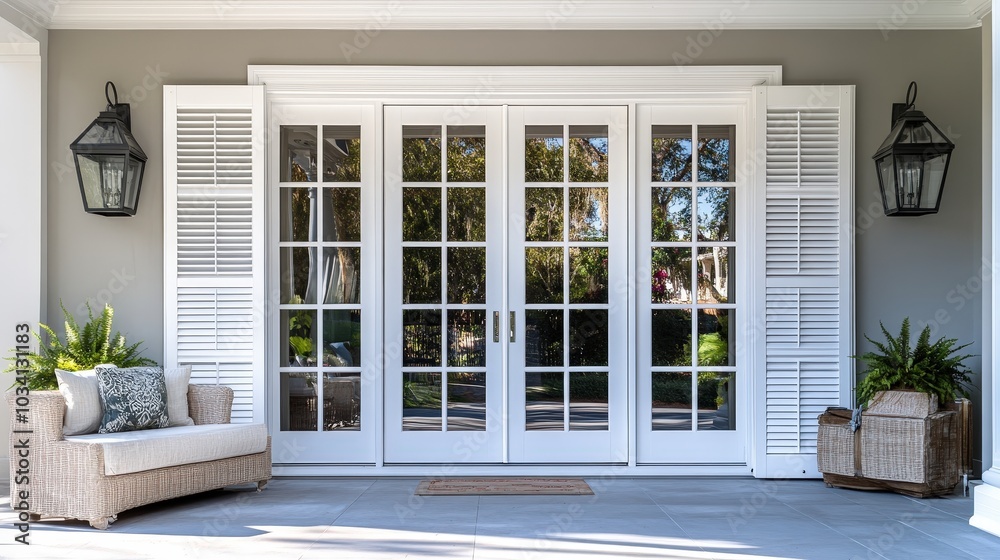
[
  {"xmin": 77, "ymin": 153, "xmax": 127, "ymax": 210},
  {"xmin": 79, "ymin": 121, "xmax": 123, "ymax": 146},
  {"xmin": 892, "ymin": 153, "xmax": 948, "ymax": 211},
  {"xmin": 125, "ymin": 156, "xmax": 144, "ymax": 209},
  {"xmin": 899, "ymin": 121, "xmax": 949, "ymax": 145},
  {"xmin": 877, "ymin": 156, "xmax": 897, "ymax": 213}
]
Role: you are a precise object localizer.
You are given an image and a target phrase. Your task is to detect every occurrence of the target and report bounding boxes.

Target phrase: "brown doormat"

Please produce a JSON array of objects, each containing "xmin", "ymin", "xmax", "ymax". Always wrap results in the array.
[{"xmin": 415, "ymin": 478, "xmax": 593, "ymax": 496}]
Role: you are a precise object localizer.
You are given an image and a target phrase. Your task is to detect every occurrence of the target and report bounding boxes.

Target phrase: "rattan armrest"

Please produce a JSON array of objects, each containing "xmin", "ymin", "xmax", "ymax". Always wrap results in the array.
[{"xmin": 187, "ymin": 384, "xmax": 234, "ymax": 425}]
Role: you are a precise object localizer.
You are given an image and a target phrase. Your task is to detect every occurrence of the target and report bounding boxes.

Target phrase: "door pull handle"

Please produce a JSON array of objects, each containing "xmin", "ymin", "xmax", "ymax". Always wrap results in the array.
[
  {"xmin": 493, "ymin": 311, "xmax": 500, "ymax": 343},
  {"xmin": 509, "ymin": 311, "xmax": 516, "ymax": 343}
]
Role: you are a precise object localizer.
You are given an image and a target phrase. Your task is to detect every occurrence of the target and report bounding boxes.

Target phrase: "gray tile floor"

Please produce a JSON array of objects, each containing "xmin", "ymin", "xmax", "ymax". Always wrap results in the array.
[{"xmin": 1, "ymin": 477, "xmax": 998, "ymax": 559}]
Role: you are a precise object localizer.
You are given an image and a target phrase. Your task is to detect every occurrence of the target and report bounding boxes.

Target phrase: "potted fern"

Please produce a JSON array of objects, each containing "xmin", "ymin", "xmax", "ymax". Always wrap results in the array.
[
  {"xmin": 819, "ymin": 318, "xmax": 973, "ymax": 497},
  {"xmin": 5, "ymin": 303, "xmax": 155, "ymax": 390},
  {"xmin": 855, "ymin": 318, "xmax": 972, "ymax": 410}
]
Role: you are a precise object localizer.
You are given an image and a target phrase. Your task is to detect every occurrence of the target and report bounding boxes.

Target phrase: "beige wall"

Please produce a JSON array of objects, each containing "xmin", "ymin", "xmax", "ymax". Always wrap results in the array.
[{"xmin": 46, "ymin": 27, "xmax": 984, "ymax": 456}]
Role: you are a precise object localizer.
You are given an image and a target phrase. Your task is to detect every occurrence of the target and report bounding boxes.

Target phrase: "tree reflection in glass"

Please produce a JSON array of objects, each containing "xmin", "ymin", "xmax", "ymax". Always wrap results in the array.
[
  {"xmin": 569, "ymin": 310, "xmax": 608, "ymax": 367},
  {"xmin": 446, "ymin": 126, "xmax": 486, "ymax": 182},
  {"xmin": 525, "ymin": 310, "xmax": 563, "ymax": 367},
  {"xmin": 323, "ymin": 188, "xmax": 361, "ymax": 242},
  {"xmin": 651, "ymin": 187, "xmax": 691, "ymax": 242},
  {"xmin": 402, "ymin": 247, "xmax": 441, "ymax": 304},
  {"xmin": 402, "ymin": 126, "xmax": 442, "ymax": 182},
  {"xmin": 403, "ymin": 310, "xmax": 442, "ymax": 367},
  {"xmin": 448, "ymin": 247, "xmax": 486, "ymax": 304},
  {"xmin": 569, "ymin": 247, "xmax": 607, "ymax": 304},
  {"xmin": 651, "ymin": 309, "xmax": 692, "ymax": 367},
  {"xmin": 525, "ymin": 188, "xmax": 563, "ymax": 242},
  {"xmin": 696, "ymin": 247, "xmax": 732, "ymax": 304},
  {"xmin": 322, "ymin": 127, "xmax": 361, "ymax": 182},
  {"xmin": 569, "ymin": 187, "xmax": 608, "ymax": 241},
  {"xmin": 448, "ymin": 310, "xmax": 486, "ymax": 368},
  {"xmin": 568, "ymin": 126, "xmax": 608, "ymax": 182},
  {"xmin": 697, "ymin": 125, "xmax": 735, "ymax": 182},
  {"xmin": 525, "ymin": 247, "xmax": 562, "ymax": 304},
  {"xmin": 402, "ymin": 188, "xmax": 441, "ymax": 241},
  {"xmin": 525, "ymin": 126, "xmax": 563, "ymax": 182},
  {"xmin": 652, "ymin": 125, "xmax": 692, "ymax": 182},
  {"xmin": 697, "ymin": 187, "xmax": 734, "ymax": 242},
  {"xmin": 447, "ymin": 187, "xmax": 485, "ymax": 241}
]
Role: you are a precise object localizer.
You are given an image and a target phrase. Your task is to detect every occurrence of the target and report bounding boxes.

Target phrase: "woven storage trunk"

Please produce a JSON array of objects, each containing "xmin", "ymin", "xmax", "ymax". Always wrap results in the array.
[
  {"xmin": 817, "ymin": 390, "xmax": 961, "ymax": 498},
  {"xmin": 817, "ymin": 408, "xmax": 856, "ymax": 477}
]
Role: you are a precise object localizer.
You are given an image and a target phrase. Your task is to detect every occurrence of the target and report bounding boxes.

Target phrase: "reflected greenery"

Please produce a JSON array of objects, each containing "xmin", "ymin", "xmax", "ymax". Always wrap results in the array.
[
  {"xmin": 569, "ymin": 247, "xmax": 607, "ymax": 304},
  {"xmin": 651, "ymin": 309, "xmax": 691, "ymax": 366},
  {"xmin": 652, "ymin": 187, "xmax": 691, "ymax": 242},
  {"xmin": 323, "ymin": 135, "xmax": 361, "ymax": 182},
  {"xmin": 403, "ymin": 134, "xmax": 442, "ymax": 182},
  {"xmin": 402, "ymin": 247, "xmax": 441, "ymax": 304},
  {"xmin": 568, "ymin": 134, "xmax": 608, "ymax": 182},
  {"xmin": 324, "ymin": 188, "xmax": 361, "ymax": 241},
  {"xmin": 447, "ymin": 187, "xmax": 486, "ymax": 241},
  {"xmin": 569, "ymin": 187, "xmax": 608, "ymax": 241},
  {"xmin": 525, "ymin": 135, "xmax": 563, "ymax": 182},
  {"xmin": 447, "ymin": 134, "xmax": 486, "ymax": 182},
  {"xmin": 402, "ymin": 188, "xmax": 441, "ymax": 241},
  {"xmin": 448, "ymin": 247, "xmax": 486, "ymax": 304},
  {"xmin": 525, "ymin": 247, "xmax": 562, "ymax": 304},
  {"xmin": 525, "ymin": 188, "xmax": 563, "ymax": 241}
]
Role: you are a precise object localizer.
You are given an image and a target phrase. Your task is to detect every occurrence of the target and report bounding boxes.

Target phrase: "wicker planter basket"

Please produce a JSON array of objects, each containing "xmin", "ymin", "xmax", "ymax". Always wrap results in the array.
[{"xmin": 817, "ymin": 390, "xmax": 969, "ymax": 498}]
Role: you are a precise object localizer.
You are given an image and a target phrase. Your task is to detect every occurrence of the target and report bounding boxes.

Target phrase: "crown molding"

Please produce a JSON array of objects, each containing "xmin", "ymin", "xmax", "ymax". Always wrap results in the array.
[{"xmin": 5, "ymin": 0, "xmax": 987, "ymax": 31}]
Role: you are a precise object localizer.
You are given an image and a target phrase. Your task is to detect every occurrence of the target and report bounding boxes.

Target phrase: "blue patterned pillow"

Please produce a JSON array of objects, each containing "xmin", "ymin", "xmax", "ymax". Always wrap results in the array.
[{"xmin": 95, "ymin": 366, "xmax": 169, "ymax": 434}]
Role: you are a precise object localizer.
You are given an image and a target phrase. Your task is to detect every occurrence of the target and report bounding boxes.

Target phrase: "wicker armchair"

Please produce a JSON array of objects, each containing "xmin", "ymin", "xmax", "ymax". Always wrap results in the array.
[{"xmin": 7, "ymin": 385, "xmax": 271, "ymax": 529}]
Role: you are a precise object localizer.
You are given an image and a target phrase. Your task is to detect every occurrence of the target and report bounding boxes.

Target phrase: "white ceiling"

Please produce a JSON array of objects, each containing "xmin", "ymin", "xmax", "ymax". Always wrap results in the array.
[{"xmin": 1, "ymin": 0, "xmax": 992, "ymax": 30}]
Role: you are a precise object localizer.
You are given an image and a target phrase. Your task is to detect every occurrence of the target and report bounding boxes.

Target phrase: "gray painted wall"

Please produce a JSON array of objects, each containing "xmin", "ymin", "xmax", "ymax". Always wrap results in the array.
[{"xmin": 45, "ymin": 28, "xmax": 984, "ymax": 458}]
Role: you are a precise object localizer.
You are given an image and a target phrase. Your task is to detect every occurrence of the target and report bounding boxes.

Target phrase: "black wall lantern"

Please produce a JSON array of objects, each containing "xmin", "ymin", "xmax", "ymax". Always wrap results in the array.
[
  {"xmin": 872, "ymin": 82, "xmax": 955, "ymax": 216},
  {"xmin": 70, "ymin": 81, "xmax": 147, "ymax": 216}
]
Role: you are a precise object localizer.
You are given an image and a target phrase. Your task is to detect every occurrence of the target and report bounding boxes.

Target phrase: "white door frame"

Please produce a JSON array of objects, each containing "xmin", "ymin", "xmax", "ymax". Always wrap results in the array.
[{"xmin": 250, "ymin": 65, "xmax": 780, "ymax": 476}]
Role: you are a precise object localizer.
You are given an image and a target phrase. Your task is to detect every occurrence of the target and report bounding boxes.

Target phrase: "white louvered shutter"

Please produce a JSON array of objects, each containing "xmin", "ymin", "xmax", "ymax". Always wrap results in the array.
[
  {"xmin": 753, "ymin": 86, "xmax": 854, "ymax": 477},
  {"xmin": 163, "ymin": 86, "xmax": 265, "ymax": 423}
]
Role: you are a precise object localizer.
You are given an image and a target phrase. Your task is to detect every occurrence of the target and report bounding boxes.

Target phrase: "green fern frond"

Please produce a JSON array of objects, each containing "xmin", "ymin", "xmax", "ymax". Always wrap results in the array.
[{"xmin": 854, "ymin": 317, "xmax": 974, "ymax": 407}]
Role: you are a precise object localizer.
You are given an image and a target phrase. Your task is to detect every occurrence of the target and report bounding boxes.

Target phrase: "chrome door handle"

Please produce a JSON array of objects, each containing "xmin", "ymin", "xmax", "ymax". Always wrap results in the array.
[
  {"xmin": 493, "ymin": 311, "xmax": 500, "ymax": 343},
  {"xmin": 509, "ymin": 311, "xmax": 516, "ymax": 343}
]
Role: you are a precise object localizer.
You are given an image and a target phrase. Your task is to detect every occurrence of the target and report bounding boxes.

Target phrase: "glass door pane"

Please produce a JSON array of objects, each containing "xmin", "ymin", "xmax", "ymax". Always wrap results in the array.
[
  {"xmin": 383, "ymin": 106, "xmax": 504, "ymax": 463},
  {"xmin": 508, "ymin": 106, "xmax": 629, "ymax": 464},
  {"xmin": 637, "ymin": 105, "xmax": 744, "ymax": 464},
  {"xmin": 270, "ymin": 105, "xmax": 376, "ymax": 464}
]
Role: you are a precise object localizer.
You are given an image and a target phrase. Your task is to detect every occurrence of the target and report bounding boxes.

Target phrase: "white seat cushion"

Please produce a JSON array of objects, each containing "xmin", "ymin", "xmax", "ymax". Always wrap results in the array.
[{"xmin": 66, "ymin": 423, "xmax": 268, "ymax": 476}]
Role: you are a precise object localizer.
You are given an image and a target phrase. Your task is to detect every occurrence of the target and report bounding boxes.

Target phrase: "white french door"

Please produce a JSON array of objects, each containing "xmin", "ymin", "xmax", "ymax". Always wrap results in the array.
[
  {"xmin": 636, "ymin": 104, "xmax": 747, "ymax": 464},
  {"xmin": 383, "ymin": 105, "xmax": 629, "ymax": 464},
  {"xmin": 383, "ymin": 106, "xmax": 506, "ymax": 463},
  {"xmin": 507, "ymin": 107, "xmax": 629, "ymax": 463}
]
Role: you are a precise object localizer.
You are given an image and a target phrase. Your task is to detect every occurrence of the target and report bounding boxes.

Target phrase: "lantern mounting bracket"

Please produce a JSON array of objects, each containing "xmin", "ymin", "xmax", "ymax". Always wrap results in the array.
[
  {"xmin": 105, "ymin": 81, "xmax": 131, "ymax": 130},
  {"xmin": 890, "ymin": 81, "xmax": 917, "ymax": 126}
]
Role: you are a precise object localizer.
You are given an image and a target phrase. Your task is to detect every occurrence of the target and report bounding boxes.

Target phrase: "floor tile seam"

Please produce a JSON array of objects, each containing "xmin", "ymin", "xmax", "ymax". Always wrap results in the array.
[
  {"xmin": 897, "ymin": 517, "xmax": 988, "ymax": 560},
  {"xmin": 294, "ymin": 478, "xmax": 377, "ymax": 557},
  {"xmin": 778, "ymin": 499, "xmax": 899, "ymax": 560},
  {"xmin": 641, "ymin": 484, "xmax": 709, "ymax": 557}
]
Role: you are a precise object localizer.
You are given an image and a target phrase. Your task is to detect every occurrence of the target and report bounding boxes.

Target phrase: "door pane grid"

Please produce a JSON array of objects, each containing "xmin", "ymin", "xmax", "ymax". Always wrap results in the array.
[
  {"xmin": 524, "ymin": 123, "xmax": 611, "ymax": 434},
  {"xmin": 400, "ymin": 123, "xmax": 490, "ymax": 434},
  {"xmin": 646, "ymin": 121, "xmax": 736, "ymax": 436},
  {"xmin": 278, "ymin": 124, "xmax": 363, "ymax": 433}
]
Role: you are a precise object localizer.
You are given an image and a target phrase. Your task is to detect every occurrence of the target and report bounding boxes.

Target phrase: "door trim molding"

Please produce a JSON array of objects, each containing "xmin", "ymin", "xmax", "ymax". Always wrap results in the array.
[{"xmin": 248, "ymin": 65, "xmax": 782, "ymax": 100}]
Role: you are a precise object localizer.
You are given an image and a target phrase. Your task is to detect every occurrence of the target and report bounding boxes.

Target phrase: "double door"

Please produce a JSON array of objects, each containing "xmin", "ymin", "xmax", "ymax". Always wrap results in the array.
[{"xmin": 383, "ymin": 105, "xmax": 629, "ymax": 463}]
